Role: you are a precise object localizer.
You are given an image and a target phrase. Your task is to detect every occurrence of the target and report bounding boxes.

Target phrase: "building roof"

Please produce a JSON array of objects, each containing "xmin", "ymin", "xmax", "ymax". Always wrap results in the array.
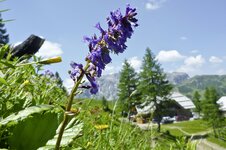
[
  {"xmin": 170, "ymin": 92, "xmax": 195, "ymax": 109},
  {"xmin": 217, "ymin": 96, "xmax": 226, "ymax": 111},
  {"xmin": 135, "ymin": 92, "xmax": 195, "ymax": 115},
  {"xmin": 136, "ymin": 101, "xmax": 155, "ymax": 115}
]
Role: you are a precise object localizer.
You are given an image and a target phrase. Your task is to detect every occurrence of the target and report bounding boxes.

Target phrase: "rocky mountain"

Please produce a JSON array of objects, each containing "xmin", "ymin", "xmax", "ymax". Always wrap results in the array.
[
  {"xmin": 166, "ymin": 72, "xmax": 190, "ymax": 84},
  {"xmin": 79, "ymin": 72, "xmax": 190, "ymax": 100}
]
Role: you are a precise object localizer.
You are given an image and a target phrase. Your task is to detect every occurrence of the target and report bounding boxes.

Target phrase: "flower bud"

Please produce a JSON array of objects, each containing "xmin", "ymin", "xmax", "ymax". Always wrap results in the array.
[{"xmin": 39, "ymin": 56, "xmax": 62, "ymax": 64}]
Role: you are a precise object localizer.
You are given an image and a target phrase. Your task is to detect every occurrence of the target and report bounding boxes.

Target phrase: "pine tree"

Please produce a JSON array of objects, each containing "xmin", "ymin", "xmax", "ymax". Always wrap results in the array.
[
  {"xmin": 202, "ymin": 87, "xmax": 224, "ymax": 137},
  {"xmin": 138, "ymin": 48, "xmax": 172, "ymax": 132},
  {"xmin": 118, "ymin": 59, "xmax": 138, "ymax": 113},
  {"xmin": 0, "ymin": 13, "xmax": 9, "ymax": 45},
  {"xmin": 192, "ymin": 91, "xmax": 201, "ymax": 116}
]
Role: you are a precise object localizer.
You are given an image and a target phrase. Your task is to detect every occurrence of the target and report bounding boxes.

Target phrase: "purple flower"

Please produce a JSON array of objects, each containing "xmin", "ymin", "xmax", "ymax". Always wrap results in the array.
[
  {"xmin": 85, "ymin": 5, "xmax": 138, "ymax": 74},
  {"xmin": 70, "ymin": 5, "xmax": 138, "ymax": 95},
  {"xmin": 69, "ymin": 62, "xmax": 83, "ymax": 81},
  {"xmin": 86, "ymin": 74, "xmax": 98, "ymax": 94},
  {"xmin": 44, "ymin": 70, "xmax": 54, "ymax": 77}
]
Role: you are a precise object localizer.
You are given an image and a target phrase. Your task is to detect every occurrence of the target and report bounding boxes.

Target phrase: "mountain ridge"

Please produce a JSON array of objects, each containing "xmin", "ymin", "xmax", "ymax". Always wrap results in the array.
[{"xmin": 78, "ymin": 72, "xmax": 190, "ymax": 100}]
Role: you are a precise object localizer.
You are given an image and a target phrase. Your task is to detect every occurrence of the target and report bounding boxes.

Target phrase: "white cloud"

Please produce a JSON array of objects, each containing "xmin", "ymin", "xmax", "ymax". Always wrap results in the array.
[
  {"xmin": 128, "ymin": 56, "xmax": 142, "ymax": 71},
  {"xmin": 184, "ymin": 55, "xmax": 205, "ymax": 67},
  {"xmin": 177, "ymin": 55, "xmax": 205, "ymax": 73},
  {"xmin": 209, "ymin": 56, "xmax": 223, "ymax": 63},
  {"xmin": 180, "ymin": 36, "xmax": 188, "ymax": 40},
  {"xmin": 63, "ymin": 78, "xmax": 74, "ymax": 93},
  {"xmin": 35, "ymin": 41, "xmax": 63, "ymax": 58},
  {"xmin": 156, "ymin": 50, "xmax": 185, "ymax": 62},
  {"xmin": 145, "ymin": 0, "xmax": 166, "ymax": 10}
]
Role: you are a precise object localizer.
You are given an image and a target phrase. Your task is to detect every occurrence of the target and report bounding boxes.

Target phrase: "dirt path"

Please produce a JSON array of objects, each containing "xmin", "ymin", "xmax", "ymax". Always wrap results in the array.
[{"xmin": 195, "ymin": 139, "xmax": 226, "ymax": 150}]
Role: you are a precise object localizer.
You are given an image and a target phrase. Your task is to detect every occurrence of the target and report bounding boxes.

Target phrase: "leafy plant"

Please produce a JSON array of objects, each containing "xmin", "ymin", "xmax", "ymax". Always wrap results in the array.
[{"xmin": 0, "ymin": 105, "xmax": 61, "ymax": 150}]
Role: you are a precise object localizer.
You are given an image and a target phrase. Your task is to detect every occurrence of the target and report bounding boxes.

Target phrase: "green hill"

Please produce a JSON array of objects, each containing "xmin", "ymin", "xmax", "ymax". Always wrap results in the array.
[{"xmin": 176, "ymin": 75, "xmax": 226, "ymax": 98}]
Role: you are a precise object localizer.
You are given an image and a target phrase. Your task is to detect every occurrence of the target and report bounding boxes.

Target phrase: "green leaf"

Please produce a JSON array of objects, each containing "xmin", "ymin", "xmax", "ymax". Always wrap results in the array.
[
  {"xmin": 0, "ymin": 77, "xmax": 7, "ymax": 85},
  {"xmin": 0, "ymin": 105, "xmax": 61, "ymax": 150},
  {"xmin": 0, "ymin": 60, "xmax": 15, "ymax": 68},
  {"xmin": 0, "ymin": 45, "xmax": 10, "ymax": 59},
  {"xmin": 0, "ymin": 105, "xmax": 54, "ymax": 126},
  {"xmin": 38, "ymin": 118, "xmax": 83, "ymax": 150}
]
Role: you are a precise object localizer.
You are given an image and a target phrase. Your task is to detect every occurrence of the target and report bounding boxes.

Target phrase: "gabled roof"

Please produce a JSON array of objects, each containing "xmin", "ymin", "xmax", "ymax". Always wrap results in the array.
[
  {"xmin": 170, "ymin": 92, "xmax": 195, "ymax": 109},
  {"xmin": 217, "ymin": 96, "xmax": 226, "ymax": 111},
  {"xmin": 136, "ymin": 101, "xmax": 155, "ymax": 115}
]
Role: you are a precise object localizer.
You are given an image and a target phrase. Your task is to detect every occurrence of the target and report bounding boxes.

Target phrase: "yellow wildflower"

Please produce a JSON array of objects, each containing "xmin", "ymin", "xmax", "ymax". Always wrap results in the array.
[
  {"xmin": 94, "ymin": 124, "xmax": 109, "ymax": 130},
  {"xmin": 23, "ymin": 80, "xmax": 30, "ymax": 85},
  {"xmin": 86, "ymin": 142, "xmax": 92, "ymax": 147}
]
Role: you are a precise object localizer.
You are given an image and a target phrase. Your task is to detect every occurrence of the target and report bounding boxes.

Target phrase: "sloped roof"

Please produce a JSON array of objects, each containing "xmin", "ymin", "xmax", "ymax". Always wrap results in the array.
[
  {"xmin": 217, "ymin": 96, "xmax": 226, "ymax": 111},
  {"xmin": 136, "ymin": 101, "xmax": 155, "ymax": 115},
  {"xmin": 170, "ymin": 92, "xmax": 195, "ymax": 109}
]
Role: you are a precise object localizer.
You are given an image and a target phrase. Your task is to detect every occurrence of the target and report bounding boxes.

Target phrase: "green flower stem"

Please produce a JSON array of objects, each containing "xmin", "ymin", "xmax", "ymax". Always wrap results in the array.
[{"xmin": 55, "ymin": 61, "xmax": 90, "ymax": 150}]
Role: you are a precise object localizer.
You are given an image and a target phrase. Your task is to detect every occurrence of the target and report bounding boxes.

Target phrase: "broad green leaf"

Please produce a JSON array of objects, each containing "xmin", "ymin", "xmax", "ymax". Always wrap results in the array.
[
  {"xmin": 38, "ymin": 118, "xmax": 83, "ymax": 150},
  {"xmin": 0, "ymin": 105, "xmax": 61, "ymax": 150},
  {"xmin": 0, "ymin": 105, "xmax": 54, "ymax": 126},
  {"xmin": 0, "ymin": 77, "xmax": 7, "ymax": 85}
]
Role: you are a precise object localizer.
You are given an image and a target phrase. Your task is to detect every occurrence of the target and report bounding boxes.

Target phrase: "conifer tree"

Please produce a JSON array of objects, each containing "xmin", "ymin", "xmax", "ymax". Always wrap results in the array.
[
  {"xmin": 192, "ymin": 91, "xmax": 201, "ymax": 116},
  {"xmin": 0, "ymin": 13, "xmax": 9, "ymax": 45},
  {"xmin": 138, "ymin": 48, "xmax": 172, "ymax": 132},
  {"xmin": 118, "ymin": 59, "xmax": 138, "ymax": 113},
  {"xmin": 202, "ymin": 87, "xmax": 224, "ymax": 137}
]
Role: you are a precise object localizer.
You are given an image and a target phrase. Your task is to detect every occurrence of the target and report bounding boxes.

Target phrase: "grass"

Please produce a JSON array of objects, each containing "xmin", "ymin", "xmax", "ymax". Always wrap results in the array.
[
  {"xmin": 72, "ymin": 99, "xmax": 154, "ymax": 149},
  {"xmin": 162, "ymin": 128, "xmax": 185, "ymax": 137},
  {"xmin": 71, "ymin": 99, "xmax": 197, "ymax": 149},
  {"xmin": 162, "ymin": 120, "xmax": 210, "ymax": 134},
  {"xmin": 207, "ymin": 135, "xmax": 226, "ymax": 148}
]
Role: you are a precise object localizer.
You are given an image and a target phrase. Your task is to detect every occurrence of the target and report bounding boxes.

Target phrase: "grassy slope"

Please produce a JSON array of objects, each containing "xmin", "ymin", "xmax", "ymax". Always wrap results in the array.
[
  {"xmin": 176, "ymin": 75, "xmax": 226, "ymax": 98},
  {"xmin": 162, "ymin": 120, "xmax": 210, "ymax": 135}
]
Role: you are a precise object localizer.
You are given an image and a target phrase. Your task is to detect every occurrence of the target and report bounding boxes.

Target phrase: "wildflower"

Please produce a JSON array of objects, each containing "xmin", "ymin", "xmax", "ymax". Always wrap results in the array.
[
  {"xmin": 85, "ymin": 74, "xmax": 98, "ymax": 94},
  {"xmin": 69, "ymin": 62, "xmax": 83, "ymax": 81},
  {"xmin": 94, "ymin": 124, "xmax": 109, "ymax": 130},
  {"xmin": 44, "ymin": 70, "xmax": 54, "ymax": 77},
  {"xmin": 70, "ymin": 5, "xmax": 138, "ymax": 94},
  {"xmin": 86, "ymin": 142, "xmax": 92, "ymax": 148},
  {"xmin": 23, "ymin": 80, "xmax": 30, "ymax": 85}
]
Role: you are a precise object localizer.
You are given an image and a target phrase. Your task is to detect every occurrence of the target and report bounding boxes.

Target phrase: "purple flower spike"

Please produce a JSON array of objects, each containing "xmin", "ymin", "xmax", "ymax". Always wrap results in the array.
[{"xmin": 70, "ymin": 5, "xmax": 138, "ymax": 94}]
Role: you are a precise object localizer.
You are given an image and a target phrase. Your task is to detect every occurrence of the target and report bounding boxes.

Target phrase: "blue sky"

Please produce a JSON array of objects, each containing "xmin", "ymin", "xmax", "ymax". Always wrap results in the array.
[{"xmin": 1, "ymin": 0, "xmax": 226, "ymax": 88}]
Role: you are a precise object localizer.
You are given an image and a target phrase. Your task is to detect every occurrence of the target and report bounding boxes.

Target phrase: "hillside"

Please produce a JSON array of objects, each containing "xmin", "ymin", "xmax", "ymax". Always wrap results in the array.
[{"xmin": 176, "ymin": 75, "xmax": 226, "ymax": 98}]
